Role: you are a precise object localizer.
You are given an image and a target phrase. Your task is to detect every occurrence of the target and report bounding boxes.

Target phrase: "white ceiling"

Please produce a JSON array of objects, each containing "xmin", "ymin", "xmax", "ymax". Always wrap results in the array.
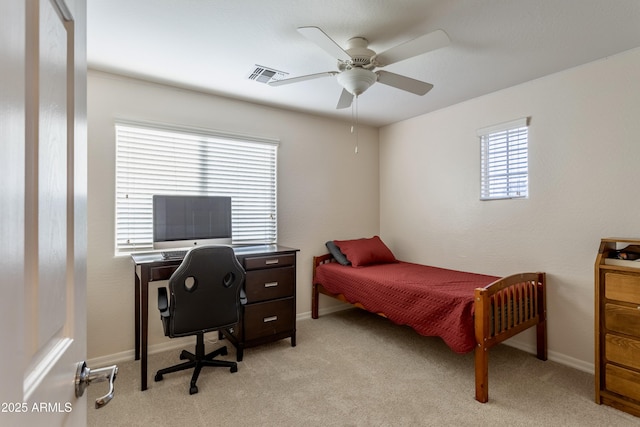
[{"xmin": 87, "ymin": 0, "xmax": 640, "ymax": 127}]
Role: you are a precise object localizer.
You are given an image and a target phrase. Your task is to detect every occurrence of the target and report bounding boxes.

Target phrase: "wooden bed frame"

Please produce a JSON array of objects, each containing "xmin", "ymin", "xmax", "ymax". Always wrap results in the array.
[{"xmin": 312, "ymin": 253, "xmax": 547, "ymax": 403}]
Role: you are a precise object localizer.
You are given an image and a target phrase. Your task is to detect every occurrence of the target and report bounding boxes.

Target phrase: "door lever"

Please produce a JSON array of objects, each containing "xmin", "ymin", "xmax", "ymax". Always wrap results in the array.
[{"xmin": 75, "ymin": 361, "xmax": 118, "ymax": 409}]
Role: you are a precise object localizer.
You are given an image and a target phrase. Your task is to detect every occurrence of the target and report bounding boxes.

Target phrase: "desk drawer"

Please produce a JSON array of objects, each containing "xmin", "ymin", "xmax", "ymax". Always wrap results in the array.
[
  {"xmin": 243, "ymin": 253, "xmax": 295, "ymax": 270},
  {"xmin": 243, "ymin": 298, "xmax": 294, "ymax": 341},
  {"xmin": 150, "ymin": 265, "xmax": 179, "ymax": 281},
  {"xmin": 245, "ymin": 266, "xmax": 294, "ymax": 303}
]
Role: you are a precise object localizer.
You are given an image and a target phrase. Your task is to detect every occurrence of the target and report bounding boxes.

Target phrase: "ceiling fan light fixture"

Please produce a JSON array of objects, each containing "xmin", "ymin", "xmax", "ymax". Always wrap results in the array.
[{"xmin": 336, "ymin": 67, "xmax": 377, "ymax": 96}]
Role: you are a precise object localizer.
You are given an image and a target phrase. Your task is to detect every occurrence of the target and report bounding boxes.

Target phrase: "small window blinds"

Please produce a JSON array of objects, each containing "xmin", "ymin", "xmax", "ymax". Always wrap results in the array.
[
  {"xmin": 114, "ymin": 122, "xmax": 278, "ymax": 254},
  {"xmin": 477, "ymin": 117, "xmax": 529, "ymax": 201}
]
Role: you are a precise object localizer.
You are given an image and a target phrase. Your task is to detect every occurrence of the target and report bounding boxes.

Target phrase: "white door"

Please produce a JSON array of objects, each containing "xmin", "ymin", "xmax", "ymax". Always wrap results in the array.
[{"xmin": 0, "ymin": 1, "xmax": 107, "ymax": 426}]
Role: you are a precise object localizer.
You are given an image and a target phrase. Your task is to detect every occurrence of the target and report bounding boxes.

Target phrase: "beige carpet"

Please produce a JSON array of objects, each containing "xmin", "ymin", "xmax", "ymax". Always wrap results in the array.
[{"xmin": 88, "ymin": 309, "xmax": 640, "ymax": 426}]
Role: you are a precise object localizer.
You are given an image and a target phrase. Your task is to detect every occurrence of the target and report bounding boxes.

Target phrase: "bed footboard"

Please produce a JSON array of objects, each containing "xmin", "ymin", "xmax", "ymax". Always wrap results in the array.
[{"xmin": 473, "ymin": 272, "xmax": 547, "ymax": 403}]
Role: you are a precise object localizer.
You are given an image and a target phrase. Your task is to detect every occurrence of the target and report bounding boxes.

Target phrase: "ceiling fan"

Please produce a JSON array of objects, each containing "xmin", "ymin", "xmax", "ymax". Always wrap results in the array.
[{"xmin": 269, "ymin": 26, "xmax": 450, "ymax": 109}]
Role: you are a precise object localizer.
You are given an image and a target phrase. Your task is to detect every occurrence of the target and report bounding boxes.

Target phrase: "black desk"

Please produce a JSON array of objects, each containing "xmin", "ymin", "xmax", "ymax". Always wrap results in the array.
[{"xmin": 132, "ymin": 244, "xmax": 298, "ymax": 391}]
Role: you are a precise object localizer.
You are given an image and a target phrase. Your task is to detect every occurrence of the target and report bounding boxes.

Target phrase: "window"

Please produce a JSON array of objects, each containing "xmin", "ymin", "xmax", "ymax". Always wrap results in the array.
[
  {"xmin": 115, "ymin": 122, "xmax": 278, "ymax": 254},
  {"xmin": 477, "ymin": 117, "xmax": 529, "ymax": 200}
]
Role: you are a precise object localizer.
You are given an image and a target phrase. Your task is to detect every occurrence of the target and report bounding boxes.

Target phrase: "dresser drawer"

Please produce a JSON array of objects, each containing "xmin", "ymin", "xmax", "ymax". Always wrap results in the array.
[
  {"xmin": 605, "ymin": 303, "xmax": 640, "ymax": 336},
  {"xmin": 243, "ymin": 253, "xmax": 295, "ymax": 271},
  {"xmin": 605, "ymin": 334, "xmax": 640, "ymax": 370},
  {"xmin": 243, "ymin": 298, "xmax": 294, "ymax": 341},
  {"xmin": 245, "ymin": 266, "xmax": 294, "ymax": 303},
  {"xmin": 606, "ymin": 364, "xmax": 640, "ymax": 402},
  {"xmin": 605, "ymin": 272, "xmax": 640, "ymax": 304}
]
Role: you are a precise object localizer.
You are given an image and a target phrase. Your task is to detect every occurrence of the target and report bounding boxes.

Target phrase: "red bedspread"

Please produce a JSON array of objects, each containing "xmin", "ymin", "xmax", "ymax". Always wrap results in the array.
[{"xmin": 314, "ymin": 261, "xmax": 500, "ymax": 353}]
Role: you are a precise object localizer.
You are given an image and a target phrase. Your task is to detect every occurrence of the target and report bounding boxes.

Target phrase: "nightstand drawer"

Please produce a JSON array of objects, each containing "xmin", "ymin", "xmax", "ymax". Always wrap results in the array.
[
  {"xmin": 243, "ymin": 253, "xmax": 295, "ymax": 270},
  {"xmin": 605, "ymin": 334, "xmax": 640, "ymax": 371},
  {"xmin": 605, "ymin": 272, "xmax": 640, "ymax": 304},
  {"xmin": 606, "ymin": 364, "xmax": 640, "ymax": 402},
  {"xmin": 243, "ymin": 298, "xmax": 294, "ymax": 341},
  {"xmin": 605, "ymin": 303, "xmax": 640, "ymax": 336},
  {"xmin": 245, "ymin": 266, "xmax": 294, "ymax": 303}
]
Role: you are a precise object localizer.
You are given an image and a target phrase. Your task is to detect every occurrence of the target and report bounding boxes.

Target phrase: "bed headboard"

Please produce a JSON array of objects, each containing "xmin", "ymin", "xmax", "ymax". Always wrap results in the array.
[{"xmin": 312, "ymin": 253, "xmax": 335, "ymax": 279}]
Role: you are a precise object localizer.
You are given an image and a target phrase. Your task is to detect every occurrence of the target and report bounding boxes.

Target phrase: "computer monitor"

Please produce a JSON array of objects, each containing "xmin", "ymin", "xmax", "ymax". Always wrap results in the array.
[{"xmin": 152, "ymin": 195, "xmax": 232, "ymax": 250}]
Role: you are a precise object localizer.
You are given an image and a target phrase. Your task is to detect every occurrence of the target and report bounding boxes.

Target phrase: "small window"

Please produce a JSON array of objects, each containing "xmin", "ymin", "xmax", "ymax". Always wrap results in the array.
[
  {"xmin": 477, "ymin": 118, "xmax": 529, "ymax": 200},
  {"xmin": 114, "ymin": 122, "xmax": 279, "ymax": 254}
]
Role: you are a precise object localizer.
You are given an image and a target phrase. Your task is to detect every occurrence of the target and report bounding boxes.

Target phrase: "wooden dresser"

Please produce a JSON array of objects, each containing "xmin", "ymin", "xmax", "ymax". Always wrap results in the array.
[
  {"xmin": 595, "ymin": 238, "xmax": 640, "ymax": 417},
  {"xmin": 223, "ymin": 245, "xmax": 299, "ymax": 361}
]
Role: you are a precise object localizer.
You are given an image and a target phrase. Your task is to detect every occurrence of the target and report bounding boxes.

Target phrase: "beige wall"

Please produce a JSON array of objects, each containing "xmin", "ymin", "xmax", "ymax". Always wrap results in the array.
[
  {"xmin": 379, "ymin": 47, "xmax": 640, "ymax": 372},
  {"xmin": 89, "ymin": 47, "xmax": 640, "ymax": 370},
  {"xmin": 87, "ymin": 71, "xmax": 379, "ymax": 360}
]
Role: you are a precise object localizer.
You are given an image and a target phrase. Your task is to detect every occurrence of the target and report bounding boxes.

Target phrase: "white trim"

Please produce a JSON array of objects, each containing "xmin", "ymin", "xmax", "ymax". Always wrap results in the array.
[
  {"xmin": 476, "ymin": 117, "xmax": 529, "ymax": 137},
  {"xmin": 87, "ymin": 336, "xmax": 196, "ymax": 367},
  {"xmin": 504, "ymin": 340, "xmax": 594, "ymax": 374},
  {"xmin": 115, "ymin": 118, "xmax": 280, "ymax": 146},
  {"xmin": 88, "ymin": 308, "xmax": 347, "ymax": 366},
  {"xmin": 90, "ymin": 308, "xmax": 595, "ymax": 378}
]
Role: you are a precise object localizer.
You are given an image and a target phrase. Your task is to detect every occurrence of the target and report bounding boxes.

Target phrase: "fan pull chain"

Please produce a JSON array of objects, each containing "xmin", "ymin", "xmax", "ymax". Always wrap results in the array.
[{"xmin": 351, "ymin": 95, "xmax": 359, "ymax": 154}]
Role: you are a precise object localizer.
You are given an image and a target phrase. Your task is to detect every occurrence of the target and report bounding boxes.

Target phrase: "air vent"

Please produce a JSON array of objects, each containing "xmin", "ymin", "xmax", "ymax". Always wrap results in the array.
[{"xmin": 248, "ymin": 65, "xmax": 288, "ymax": 84}]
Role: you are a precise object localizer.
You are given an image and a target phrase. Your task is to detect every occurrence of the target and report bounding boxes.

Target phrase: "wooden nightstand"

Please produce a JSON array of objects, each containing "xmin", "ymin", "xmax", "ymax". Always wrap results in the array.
[{"xmin": 595, "ymin": 238, "xmax": 640, "ymax": 417}]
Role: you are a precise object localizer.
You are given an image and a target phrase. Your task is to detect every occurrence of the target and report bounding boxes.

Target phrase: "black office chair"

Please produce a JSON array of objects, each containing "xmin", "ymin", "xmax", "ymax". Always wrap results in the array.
[{"xmin": 154, "ymin": 245, "xmax": 245, "ymax": 395}]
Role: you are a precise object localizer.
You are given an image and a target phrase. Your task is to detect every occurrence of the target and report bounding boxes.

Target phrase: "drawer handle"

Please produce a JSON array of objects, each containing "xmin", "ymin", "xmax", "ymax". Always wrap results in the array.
[
  {"xmin": 265, "ymin": 259, "xmax": 279, "ymax": 265},
  {"xmin": 264, "ymin": 281, "xmax": 278, "ymax": 288},
  {"xmin": 263, "ymin": 316, "xmax": 278, "ymax": 323}
]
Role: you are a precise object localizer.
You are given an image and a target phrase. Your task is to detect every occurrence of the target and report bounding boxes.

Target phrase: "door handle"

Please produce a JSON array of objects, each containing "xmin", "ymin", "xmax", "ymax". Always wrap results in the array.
[{"xmin": 75, "ymin": 361, "xmax": 118, "ymax": 409}]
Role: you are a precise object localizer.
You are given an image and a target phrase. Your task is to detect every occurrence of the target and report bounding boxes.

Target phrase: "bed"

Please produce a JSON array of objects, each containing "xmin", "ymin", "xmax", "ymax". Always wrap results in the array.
[{"xmin": 312, "ymin": 236, "xmax": 547, "ymax": 403}]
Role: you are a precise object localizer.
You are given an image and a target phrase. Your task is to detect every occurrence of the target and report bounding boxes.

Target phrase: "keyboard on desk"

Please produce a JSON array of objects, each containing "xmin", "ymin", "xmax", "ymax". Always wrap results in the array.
[{"xmin": 161, "ymin": 250, "xmax": 187, "ymax": 260}]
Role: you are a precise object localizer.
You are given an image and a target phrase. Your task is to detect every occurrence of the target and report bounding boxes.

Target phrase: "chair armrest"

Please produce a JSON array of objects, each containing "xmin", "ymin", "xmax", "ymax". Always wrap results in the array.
[{"xmin": 157, "ymin": 287, "xmax": 170, "ymax": 317}]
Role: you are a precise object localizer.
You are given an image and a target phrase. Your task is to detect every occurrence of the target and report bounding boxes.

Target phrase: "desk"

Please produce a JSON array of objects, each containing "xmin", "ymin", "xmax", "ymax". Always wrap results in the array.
[{"xmin": 132, "ymin": 244, "xmax": 298, "ymax": 391}]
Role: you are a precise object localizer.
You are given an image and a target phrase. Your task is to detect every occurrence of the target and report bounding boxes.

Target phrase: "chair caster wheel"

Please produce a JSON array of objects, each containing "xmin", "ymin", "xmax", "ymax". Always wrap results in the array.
[
  {"xmin": 179, "ymin": 350, "xmax": 189, "ymax": 360},
  {"xmin": 154, "ymin": 373, "xmax": 163, "ymax": 382},
  {"xmin": 189, "ymin": 385, "xmax": 198, "ymax": 395},
  {"xmin": 230, "ymin": 364, "xmax": 238, "ymax": 373},
  {"xmin": 220, "ymin": 346, "xmax": 228, "ymax": 356}
]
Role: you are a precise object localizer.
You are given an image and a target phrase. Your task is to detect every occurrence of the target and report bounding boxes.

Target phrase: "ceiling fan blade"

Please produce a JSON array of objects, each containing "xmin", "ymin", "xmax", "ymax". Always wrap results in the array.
[
  {"xmin": 376, "ymin": 70, "xmax": 433, "ymax": 95},
  {"xmin": 268, "ymin": 71, "xmax": 337, "ymax": 87},
  {"xmin": 336, "ymin": 88, "xmax": 354, "ymax": 109},
  {"xmin": 373, "ymin": 29, "xmax": 450, "ymax": 67},
  {"xmin": 297, "ymin": 26, "xmax": 351, "ymax": 62}
]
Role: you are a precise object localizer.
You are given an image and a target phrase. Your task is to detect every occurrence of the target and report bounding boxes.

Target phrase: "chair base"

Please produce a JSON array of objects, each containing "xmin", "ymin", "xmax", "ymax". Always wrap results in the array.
[{"xmin": 154, "ymin": 333, "xmax": 237, "ymax": 394}]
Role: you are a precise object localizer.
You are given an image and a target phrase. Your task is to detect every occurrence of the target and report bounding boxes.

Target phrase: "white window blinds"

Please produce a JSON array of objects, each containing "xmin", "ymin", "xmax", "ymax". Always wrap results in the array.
[
  {"xmin": 115, "ymin": 122, "xmax": 278, "ymax": 254},
  {"xmin": 477, "ymin": 118, "xmax": 529, "ymax": 200}
]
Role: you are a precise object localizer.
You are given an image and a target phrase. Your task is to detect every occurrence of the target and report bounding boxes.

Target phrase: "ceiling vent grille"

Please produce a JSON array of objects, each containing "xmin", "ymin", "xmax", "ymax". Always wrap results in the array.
[{"xmin": 248, "ymin": 65, "xmax": 288, "ymax": 84}]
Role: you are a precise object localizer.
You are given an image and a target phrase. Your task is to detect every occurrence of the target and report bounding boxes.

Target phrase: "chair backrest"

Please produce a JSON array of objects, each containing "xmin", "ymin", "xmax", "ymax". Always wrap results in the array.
[{"xmin": 167, "ymin": 245, "xmax": 245, "ymax": 337}]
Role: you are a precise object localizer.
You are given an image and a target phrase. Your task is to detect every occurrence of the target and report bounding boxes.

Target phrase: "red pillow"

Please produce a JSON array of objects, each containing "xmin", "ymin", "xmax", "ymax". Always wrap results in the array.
[{"xmin": 333, "ymin": 236, "xmax": 397, "ymax": 267}]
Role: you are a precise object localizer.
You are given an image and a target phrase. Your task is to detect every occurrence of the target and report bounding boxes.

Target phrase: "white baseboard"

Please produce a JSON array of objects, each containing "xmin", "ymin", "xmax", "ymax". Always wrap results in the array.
[
  {"xmin": 91, "ymin": 306, "xmax": 595, "ymax": 376},
  {"xmin": 89, "ymin": 307, "xmax": 344, "ymax": 366},
  {"xmin": 296, "ymin": 304, "xmax": 349, "ymax": 321},
  {"xmin": 87, "ymin": 336, "xmax": 196, "ymax": 367},
  {"xmin": 308, "ymin": 305, "xmax": 596, "ymax": 375},
  {"xmin": 504, "ymin": 340, "xmax": 594, "ymax": 374}
]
